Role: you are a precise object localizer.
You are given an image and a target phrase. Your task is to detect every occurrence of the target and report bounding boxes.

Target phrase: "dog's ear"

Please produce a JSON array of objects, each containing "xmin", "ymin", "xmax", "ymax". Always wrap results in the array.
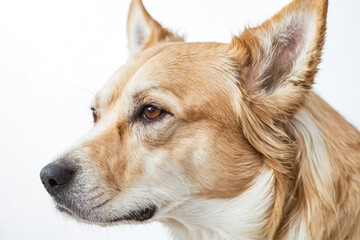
[
  {"xmin": 127, "ymin": 0, "xmax": 183, "ymax": 56},
  {"xmin": 231, "ymin": 0, "xmax": 328, "ymax": 112},
  {"xmin": 229, "ymin": 1, "xmax": 328, "ymax": 231},
  {"xmin": 229, "ymin": 0, "xmax": 328, "ymax": 163}
]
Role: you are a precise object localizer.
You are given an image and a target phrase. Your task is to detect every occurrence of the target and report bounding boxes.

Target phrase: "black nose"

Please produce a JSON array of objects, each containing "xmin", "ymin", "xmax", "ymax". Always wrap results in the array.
[{"xmin": 40, "ymin": 163, "xmax": 74, "ymax": 196}]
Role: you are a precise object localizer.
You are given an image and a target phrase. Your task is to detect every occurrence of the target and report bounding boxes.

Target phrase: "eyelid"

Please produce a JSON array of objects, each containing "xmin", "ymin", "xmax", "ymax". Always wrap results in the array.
[
  {"xmin": 130, "ymin": 102, "xmax": 170, "ymax": 123},
  {"xmin": 91, "ymin": 107, "xmax": 98, "ymax": 122},
  {"xmin": 142, "ymin": 102, "xmax": 168, "ymax": 114}
]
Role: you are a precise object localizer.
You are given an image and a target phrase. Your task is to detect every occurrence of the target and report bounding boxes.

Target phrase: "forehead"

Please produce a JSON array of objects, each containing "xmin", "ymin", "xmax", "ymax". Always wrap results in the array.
[{"xmin": 94, "ymin": 42, "xmax": 241, "ymax": 118}]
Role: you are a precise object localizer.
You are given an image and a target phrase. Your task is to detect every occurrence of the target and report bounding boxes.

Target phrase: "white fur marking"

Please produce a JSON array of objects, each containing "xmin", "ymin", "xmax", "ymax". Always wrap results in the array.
[{"xmin": 161, "ymin": 169, "xmax": 275, "ymax": 240}]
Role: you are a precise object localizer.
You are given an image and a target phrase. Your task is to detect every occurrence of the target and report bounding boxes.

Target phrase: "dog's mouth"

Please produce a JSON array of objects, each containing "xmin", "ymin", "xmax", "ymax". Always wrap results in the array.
[
  {"xmin": 109, "ymin": 205, "xmax": 156, "ymax": 223},
  {"xmin": 56, "ymin": 203, "xmax": 156, "ymax": 223}
]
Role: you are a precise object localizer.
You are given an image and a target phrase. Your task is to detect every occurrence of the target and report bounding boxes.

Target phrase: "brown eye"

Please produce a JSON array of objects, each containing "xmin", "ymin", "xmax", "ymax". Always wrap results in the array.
[
  {"xmin": 91, "ymin": 108, "xmax": 97, "ymax": 122},
  {"xmin": 143, "ymin": 105, "xmax": 162, "ymax": 120}
]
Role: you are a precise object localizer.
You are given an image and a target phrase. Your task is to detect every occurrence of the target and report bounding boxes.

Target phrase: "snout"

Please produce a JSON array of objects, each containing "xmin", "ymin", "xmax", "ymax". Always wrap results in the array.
[{"xmin": 40, "ymin": 162, "xmax": 74, "ymax": 196}]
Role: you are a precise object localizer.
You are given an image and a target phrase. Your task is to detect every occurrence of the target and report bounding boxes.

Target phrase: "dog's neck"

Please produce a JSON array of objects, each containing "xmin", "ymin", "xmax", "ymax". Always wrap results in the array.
[
  {"xmin": 159, "ymin": 169, "xmax": 275, "ymax": 240},
  {"xmin": 277, "ymin": 92, "xmax": 360, "ymax": 239}
]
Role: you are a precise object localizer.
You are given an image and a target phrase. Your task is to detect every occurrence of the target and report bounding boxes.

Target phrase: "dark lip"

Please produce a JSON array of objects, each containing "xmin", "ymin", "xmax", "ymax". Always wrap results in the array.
[
  {"xmin": 109, "ymin": 205, "xmax": 156, "ymax": 223},
  {"xmin": 56, "ymin": 203, "xmax": 156, "ymax": 224}
]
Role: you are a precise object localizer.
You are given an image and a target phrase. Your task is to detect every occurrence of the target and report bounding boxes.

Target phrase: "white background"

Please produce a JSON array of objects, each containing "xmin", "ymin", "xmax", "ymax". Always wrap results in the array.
[{"xmin": 0, "ymin": 0, "xmax": 359, "ymax": 239}]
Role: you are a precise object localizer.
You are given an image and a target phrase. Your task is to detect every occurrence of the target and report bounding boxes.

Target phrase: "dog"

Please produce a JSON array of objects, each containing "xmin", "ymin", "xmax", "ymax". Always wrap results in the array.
[{"xmin": 40, "ymin": 0, "xmax": 360, "ymax": 239}]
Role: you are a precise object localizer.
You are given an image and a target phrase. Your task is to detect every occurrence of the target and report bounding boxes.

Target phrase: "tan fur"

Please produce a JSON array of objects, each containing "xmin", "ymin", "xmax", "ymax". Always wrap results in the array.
[
  {"xmin": 91, "ymin": 0, "xmax": 360, "ymax": 237},
  {"xmin": 45, "ymin": 0, "xmax": 360, "ymax": 238},
  {"xmin": 92, "ymin": 41, "xmax": 264, "ymax": 198},
  {"xmin": 278, "ymin": 92, "xmax": 360, "ymax": 239}
]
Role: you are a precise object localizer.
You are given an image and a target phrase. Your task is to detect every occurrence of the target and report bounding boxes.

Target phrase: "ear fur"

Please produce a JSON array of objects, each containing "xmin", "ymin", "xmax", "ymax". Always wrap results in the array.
[
  {"xmin": 229, "ymin": 0, "xmax": 328, "ymax": 235},
  {"xmin": 127, "ymin": 0, "xmax": 183, "ymax": 56},
  {"xmin": 231, "ymin": 0, "xmax": 328, "ymax": 102},
  {"xmin": 230, "ymin": 0, "xmax": 328, "ymax": 159}
]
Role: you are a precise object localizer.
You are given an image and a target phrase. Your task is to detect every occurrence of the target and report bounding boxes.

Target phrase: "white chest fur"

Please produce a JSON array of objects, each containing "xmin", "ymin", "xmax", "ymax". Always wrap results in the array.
[{"xmin": 160, "ymin": 170, "xmax": 275, "ymax": 240}]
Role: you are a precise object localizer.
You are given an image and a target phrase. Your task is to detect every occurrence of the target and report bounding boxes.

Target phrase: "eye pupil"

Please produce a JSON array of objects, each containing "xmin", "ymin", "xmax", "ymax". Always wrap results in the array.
[{"xmin": 143, "ymin": 105, "xmax": 162, "ymax": 119}]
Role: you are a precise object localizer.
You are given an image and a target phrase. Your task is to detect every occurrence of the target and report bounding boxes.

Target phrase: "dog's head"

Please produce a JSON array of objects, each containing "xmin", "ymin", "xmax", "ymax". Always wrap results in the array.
[{"xmin": 40, "ymin": 0, "xmax": 327, "ymax": 234}]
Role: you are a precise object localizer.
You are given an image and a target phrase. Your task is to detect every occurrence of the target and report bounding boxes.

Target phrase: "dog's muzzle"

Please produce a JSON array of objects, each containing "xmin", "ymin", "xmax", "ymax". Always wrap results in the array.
[{"xmin": 39, "ymin": 160, "xmax": 157, "ymax": 223}]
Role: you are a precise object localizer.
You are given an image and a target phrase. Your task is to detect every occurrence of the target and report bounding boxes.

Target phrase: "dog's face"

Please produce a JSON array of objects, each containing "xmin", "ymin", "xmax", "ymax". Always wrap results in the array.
[
  {"xmin": 40, "ymin": 0, "xmax": 328, "ymax": 230},
  {"xmin": 41, "ymin": 41, "xmax": 263, "ymax": 223}
]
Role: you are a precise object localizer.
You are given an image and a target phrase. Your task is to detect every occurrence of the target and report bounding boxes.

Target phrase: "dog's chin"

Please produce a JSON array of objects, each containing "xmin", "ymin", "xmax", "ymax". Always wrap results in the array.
[{"xmin": 55, "ymin": 204, "xmax": 157, "ymax": 225}]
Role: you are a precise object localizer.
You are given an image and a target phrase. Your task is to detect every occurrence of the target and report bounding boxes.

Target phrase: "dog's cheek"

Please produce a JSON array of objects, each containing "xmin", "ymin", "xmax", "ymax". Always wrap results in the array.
[{"xmin": 180, "ymin": 125, "xmax": 263, "ymax": 199}]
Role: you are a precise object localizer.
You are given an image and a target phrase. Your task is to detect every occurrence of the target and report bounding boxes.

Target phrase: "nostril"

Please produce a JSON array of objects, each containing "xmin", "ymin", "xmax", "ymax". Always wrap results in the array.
[{"xmin": 49, "ymin": 179, "xmax": 58, "ymax": 187}]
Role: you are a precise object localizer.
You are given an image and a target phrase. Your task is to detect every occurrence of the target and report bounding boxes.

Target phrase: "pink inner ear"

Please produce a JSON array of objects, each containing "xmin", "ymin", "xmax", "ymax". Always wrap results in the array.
[
  {"xmin": 277, "ymin": 19, "xmax": 308, "ymax": 67},
  {"xmin": 287, "ymin": 22, "xmax": 306, "ymax": 61},
  {"xmin": 257, "ymin": 19, "xmax": 310, "ymax": 92}
]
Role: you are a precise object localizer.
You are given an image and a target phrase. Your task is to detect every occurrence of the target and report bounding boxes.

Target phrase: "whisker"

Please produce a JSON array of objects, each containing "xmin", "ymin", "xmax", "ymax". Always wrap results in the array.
[
  {"xmin": 87, "ymin": 186, "xmax": 99, "ymax": 193},
  {"xmin": 86, "ymin": 192, "xmax": 104, "ymax": 201},
  {"xmin": 93, "ymin": 198, "xmax": 111, "ymax": 209},
  {"xmin": 169, "ymin": 169, "xmax": 191, "ymax": 199},
  {"xmin": 179, "ymin": 177, "xmax": 191, "ymax": 199},
  {"xmin": 70, "ymin": 85, "xmax": 96, "ymax": 96}
]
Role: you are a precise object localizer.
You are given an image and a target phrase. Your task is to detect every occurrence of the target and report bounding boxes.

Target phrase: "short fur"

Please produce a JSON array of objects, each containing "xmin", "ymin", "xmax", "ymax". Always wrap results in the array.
[{"xmin": 42, "ymin": 0, "xmax": 360, "ymax": 239}]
